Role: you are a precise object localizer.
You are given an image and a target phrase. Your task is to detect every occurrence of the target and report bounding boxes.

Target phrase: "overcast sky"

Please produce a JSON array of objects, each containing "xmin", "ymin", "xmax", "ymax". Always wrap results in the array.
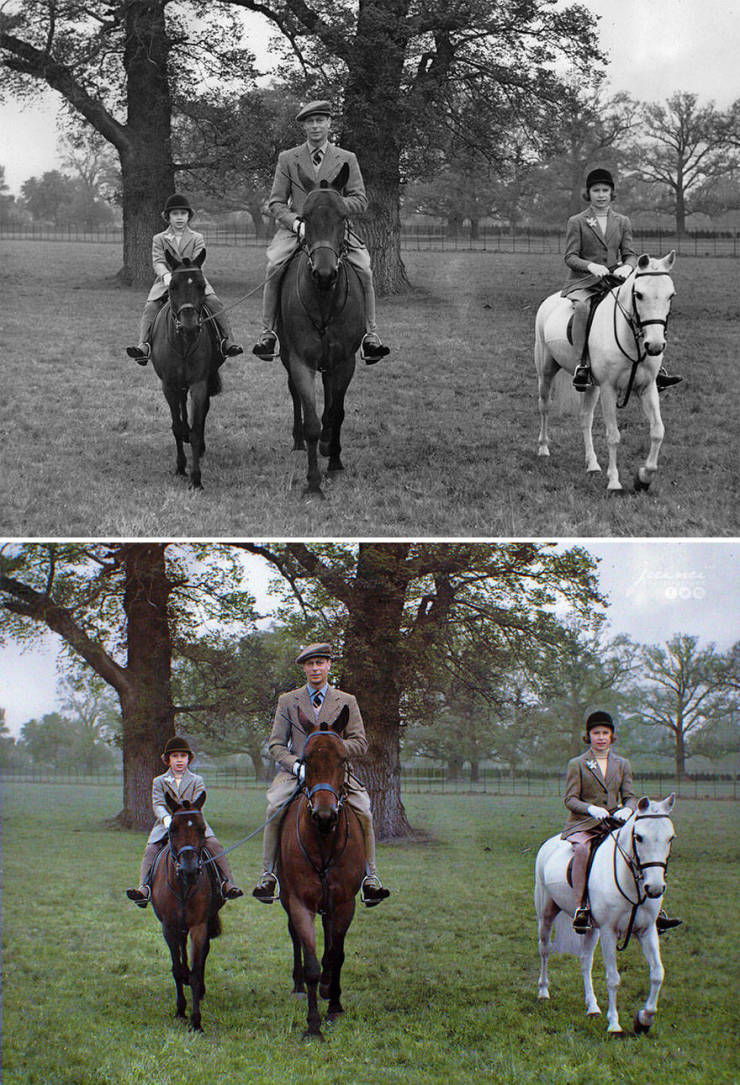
[
  {"xmin": 1, "ymin": 540, "xmax": 737, "ymax": 737},
  {"xmin": 1, "ymin": 0, "xmax": 739, "ymax": 194}
]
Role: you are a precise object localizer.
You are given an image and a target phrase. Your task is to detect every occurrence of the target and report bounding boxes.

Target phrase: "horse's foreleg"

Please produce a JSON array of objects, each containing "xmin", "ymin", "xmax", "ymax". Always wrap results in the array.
[
  {"xmin": 288, "ymin": 903, "xmax": 323, "ymax": 1038},
  {"xmin": 163, "ymin": 924, "xmax": 188, "ymax": 1019},
  {"xmin": 579, "ymin": 928, "xmax": 601, "ymax": 1016},
  {"xmin": 598, "ymin": 386, "xmax": 623, "ymax": 491},
  {"xmin": 322, "ymin": 901, "xmax": 354, "ymax": 1021},
  {"xmin": 634, "ymin": 925, "xmax": 664, "ymax": 1034},
  {"xmin": 286, "ymin": 368, "xmax": 306, "ymax": 450},
  {"xmin": 162, "ymin": 385, "xmax": 188, "ymax": 476},
  {"xmin": 187, "ymin": 382, "xmax": 210, "ymax": 491},
  {"xmin": 289, "ymin": 361, "xmax": 323, "ymax": 496},
  {"xmin": 598, "ymin": 927, "xmax": 624, "ymax": 1033},
  {"xmin": 579, "ymin": 386, "xmax": 601, "ymax": 474},
  {"xmin": 634, "ymin": 385, "xmax": 664, "ymax": 492},
  {"xmin": 188, "ymin": 924, "xmax": 210, "ymax": 1032},
  {"xmin": 321, "ymin": 362, "xmax": 354, "ymax": 472}
]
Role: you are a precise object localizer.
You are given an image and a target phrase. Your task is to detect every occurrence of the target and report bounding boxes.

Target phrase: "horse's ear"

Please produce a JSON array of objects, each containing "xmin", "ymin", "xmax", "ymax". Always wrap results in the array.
[
  {"xmin": 165, "ymin": 792, "xmax": 179, "ymax": 813},
  {"xmin": 661, "ymin": 793, "xmax": 676, "ymax": 814},
  {"xmin": 331, "ymin": 704, "xmax": 349, "ymax": 735},
  {"xmin": 194, "ymin": 248, "xmax": 206, "ymax": 268},
  {"xmin": 165, "ymin": 250, "xmax": 180, "ymax": 271},
  {"xmin": 637, "ymin": 796, "xmax": 651, "ymax": 813},
  {"xmin": 330, "ymin": 162, "xmax": 349, "ymax": 192},
  {"xmin": 661, "ymin": 250, "xmax": 676, "ymax": 271},
  {"xmin": 297, "ymin": 165, "xmax": 316, "ymax": 195},
  {"xmin": 298, "ymin": 707, "xmax": 313, "ymax": 731},
  {"xmin": 193, "ymin": 790, "xmax": 206, "ymax": 809},
  {"xmin": 637, "ymin": 254, "xmax": 651, "ymax": 270}
]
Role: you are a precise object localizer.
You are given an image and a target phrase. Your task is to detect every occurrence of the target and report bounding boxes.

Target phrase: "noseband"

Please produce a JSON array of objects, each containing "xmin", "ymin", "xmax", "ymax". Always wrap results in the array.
[
  {"xmin": 301, "ymin": 730, "xmax": 347, "ymax": 815},
  {"xmin": 630, "ymin": 270, "xmax": 673, "ymax": 337},
  {"xmin": 612, "ymin": 811, "xmax": 674, "ymax": 949},
  {"xmin": 613, "ymin": 270, "xmax": 674, "ymax": 407}
]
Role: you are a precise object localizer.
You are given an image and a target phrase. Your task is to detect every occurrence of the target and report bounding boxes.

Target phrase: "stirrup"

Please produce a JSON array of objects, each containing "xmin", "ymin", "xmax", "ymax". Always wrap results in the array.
[
  {"xmin": 572, "ymin": 364, "xmax": 593, "ymax": 391},
  {"xmin": 126, "ymin": 885, "xmax": 150, "ymax": 908},
  {"xmin": 360, "ymin": 333, "xmax": 390, "ymax": 364},
  {"xmin": 361, "ymin": 875, "xmax": 390, "ymax": 907},
  {"xmin": 572, "ymin": 907, "xmax": 592, "ymax": 933}
]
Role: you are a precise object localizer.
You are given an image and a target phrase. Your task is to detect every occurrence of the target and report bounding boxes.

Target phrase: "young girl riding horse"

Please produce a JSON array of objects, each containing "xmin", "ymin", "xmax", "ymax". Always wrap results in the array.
[
  {"xmin": 125, "ymin": 194, "xmax": 242, "ymax": 366},
  {"xmin": 562, "ymin": 168, "xmax": 682, "ymax": 393},
  {"xmin": 126, "ymin": 736, "xmax": 242, "ymax": 907},
  {"xmin": 562, "ymin": 708, "xmax": 681, "ymax": 935}
]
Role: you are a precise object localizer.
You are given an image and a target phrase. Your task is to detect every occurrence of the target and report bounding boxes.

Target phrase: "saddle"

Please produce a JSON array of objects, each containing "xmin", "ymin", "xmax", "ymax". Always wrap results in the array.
[
  {"xmin": 565, "ymin": 817, "xmax": 621, "ymax": 888},
  {"xmin": 566, "ymin": 274, "xmax": 623, "ymax": 353}
]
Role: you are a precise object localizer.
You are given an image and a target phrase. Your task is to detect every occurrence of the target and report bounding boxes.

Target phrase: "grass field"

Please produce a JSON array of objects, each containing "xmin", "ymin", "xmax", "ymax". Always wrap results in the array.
[
  {"xmin": 3, "ymin": 241, "xmax": 738, "ymax": 538},
  {"xmin": 2, "ymin": 783, "xmax": 738, "ymax": 1084}
]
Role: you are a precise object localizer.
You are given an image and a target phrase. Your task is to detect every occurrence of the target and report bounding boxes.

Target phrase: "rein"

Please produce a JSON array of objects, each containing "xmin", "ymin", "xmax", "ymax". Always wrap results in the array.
[
  {"xmin": 200, "ymin": 782, "xmax": 304, "ymax": 867},
  {"xmin": 295, "ymin": 793, "xmax": 352, "ymax": 916}
]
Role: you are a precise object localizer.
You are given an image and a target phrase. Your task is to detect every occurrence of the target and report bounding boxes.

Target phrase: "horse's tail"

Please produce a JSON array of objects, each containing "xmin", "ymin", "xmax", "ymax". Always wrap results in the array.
[{"xmin": 550, "ymin": 369, "xmax": 582, "ymax": 416}]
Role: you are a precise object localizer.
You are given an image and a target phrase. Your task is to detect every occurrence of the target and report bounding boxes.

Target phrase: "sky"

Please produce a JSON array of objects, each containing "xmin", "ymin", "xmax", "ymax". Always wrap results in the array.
[
  {"xmin": 0, "ymin": 540, "xmax": 737, "ymax": 737},
  {"xmin": 1, "ymin": 0, "xmax": 739, "ymax": 195}
]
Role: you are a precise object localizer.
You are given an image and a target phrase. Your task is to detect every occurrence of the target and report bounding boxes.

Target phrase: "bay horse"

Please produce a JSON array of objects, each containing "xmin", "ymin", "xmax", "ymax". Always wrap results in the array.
[
  {"xmin": 535, "ymin": 795, "xmax": 676, "ymax": 1035},
  {"xmin": 150, "ymin": 791, "xmax": 223, "ymax": 1031},
  {"xmin": 534, "ymin": 253, "xmax": 677, "ymax": 493},
  {"xmin": 150, "ymin": 249, "xmax": 222, "ymax": 490},
  {"xmin": 278, "ymin": 163, "xmax": 365, "ymax": 497},
  {"xmin": 277, "ymin": 706, "xmax": 366, "ymax": 1038}
]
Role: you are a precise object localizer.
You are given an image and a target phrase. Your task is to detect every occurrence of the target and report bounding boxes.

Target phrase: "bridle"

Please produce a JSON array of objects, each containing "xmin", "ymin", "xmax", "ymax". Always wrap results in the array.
[
  {"xmin": 611, "ymin": 270, "xmax": 674, "ymax": 408},
  {"xmin": 168, "ymin": 267, "xmax": 208, "ymax": 336},
  {"xmin": 167, "ymin": 809, "xmax": 206, "ymax": 901},
  {"xmin": 611, "ymin": 811, "xmax": 674, "ymax": 950},
  {"xmin": 301, "ymin": 730, "xmax": 347, "ymax": 816}
]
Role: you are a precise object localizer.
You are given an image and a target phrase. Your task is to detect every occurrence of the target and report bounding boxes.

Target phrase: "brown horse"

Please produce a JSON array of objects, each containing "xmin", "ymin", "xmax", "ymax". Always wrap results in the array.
[
  {"xmin": 277, "ymin": 706, "xmax": 366, "ymax": 1038},
  {"xmin": 150, "ymin": 792, "xmax": 223, "ymax": 1031},
  {"xmin": 278, "ymin": 163, "xmax": 365, "ymax": 497},
  {"xmin": 150, "ymin": 250, "xmax": 222, "ymax": 490}
]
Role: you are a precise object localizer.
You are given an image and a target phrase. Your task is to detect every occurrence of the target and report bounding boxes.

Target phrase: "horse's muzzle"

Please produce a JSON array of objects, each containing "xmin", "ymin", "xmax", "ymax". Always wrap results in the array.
[
  {"xmin": 645, "ymin": 341, "xmax": 665, "ymax": 356},
  {"xmin": 312, "ymin": 805, "xmax": 338, "ymax": 833},
  {"xmin": 645, "ymin": 883, "xmax": 665, "ymax": 898}
]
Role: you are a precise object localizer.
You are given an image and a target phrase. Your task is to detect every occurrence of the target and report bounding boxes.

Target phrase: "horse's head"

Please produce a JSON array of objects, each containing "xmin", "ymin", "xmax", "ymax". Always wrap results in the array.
[
  {"xmin": 165, "ymin": 791, "xmax": 207, "ymax": 882},
  {"xmin": 297, "ymin": 163, "xmax": 350, "ymax": 291},
  {"xmin": 630, "ymin": 251, "xmax": 676, "ymax": 357},
  {"xmin": 165, "ymin": 249, "xmax": 207, "ymax": 336},
  {"xmin": 628, "ymin": 794, "xmax": 676, "ymax": 899},
  {"xmin": 300, "ymin": 705, "xmax": 350, "ymax": 834}
]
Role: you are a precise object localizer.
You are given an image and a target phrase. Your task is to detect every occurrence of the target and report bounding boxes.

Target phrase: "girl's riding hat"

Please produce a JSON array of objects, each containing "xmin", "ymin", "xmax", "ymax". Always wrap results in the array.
[
  {"xmin": 583, "ymin": 708, "xmax": 615, "ymax": 744},
  {"xmin": 162, "ymin": 736, "xmax": 195, "ymax": 764},
  {"xmin": 585, "ymin": 168, "xmax": 615, "ymax": 191},
  {"xmin": 161, "ymin": 194, "xmax": 195, "ymax": 221}
]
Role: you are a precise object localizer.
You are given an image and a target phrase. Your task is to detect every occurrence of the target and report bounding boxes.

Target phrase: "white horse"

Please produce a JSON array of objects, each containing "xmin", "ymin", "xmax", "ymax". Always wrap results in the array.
[
  {"xmin": 534, "ymin": 253, "xmax": 677, "ymax": 493},
  {"xmin": 534, "ymin": 795, "xmax": 676, "ymax": 1035}
]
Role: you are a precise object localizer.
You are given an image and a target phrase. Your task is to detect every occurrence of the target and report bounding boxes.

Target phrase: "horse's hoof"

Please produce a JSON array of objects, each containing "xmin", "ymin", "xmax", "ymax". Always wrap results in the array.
[
  {"xmin": 319, "ymin": 441, "xmax": 330, "ymax": 457},
  {"xmin": 188, "ymin": 479, "xmax": 203, "ymax": 491},
  {"xmin": 633, "ymin": 1012, "xmax": 652, "ymax": 1035},
  {"xmin": 301, "ymin": 1029, "xmax": 325, "ymax": 1042},
  {"xmin": 188, "ymin": 1022, "xmax": 203, "ymax": 1033},
  {"xmin": 326, "ymin": 1008, "xmax": 344, "ymax": 1022},
  {"xmin": 302, "ymin": 486, "xmax": 325, "ymax": 499},
  {"xmin": 587, "ymin": 1010, "xmax": 602, "ymax": 1018},
  {"xmin": 319, "ymin": 983, "xmax": 330, "ymax": 1000},
  {"xmin": 292, "ymin": 990, "xmax": 307, "ymax": 1001},
  {"xmin": 607, "ymin": 488, "xmax": 625, "ymax": 498},
  {"xmin": 633, "ymin": 470, "xmax": 652, "ymax": 493},
  {"xmin": 586, "ymin": 466, "xmax": 602, "ymax": 475},
  {"xmin": 607, "ymin": 1029, "xmax": 626, "ymax": 1039},
  {"xmin": 536, "ymin": 447, "xmax": 550, "ymax": 458}
]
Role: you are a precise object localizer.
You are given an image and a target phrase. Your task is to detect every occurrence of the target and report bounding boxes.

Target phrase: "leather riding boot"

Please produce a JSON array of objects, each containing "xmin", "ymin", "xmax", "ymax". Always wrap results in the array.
[
  {"xmin": 355, "ymin": 810, "xmax": 390, "ymax": 906},
  {"xmin": 252, "ymin": 871, "xmax": 278, "ymax": 903},
  {"xmin": 655, "ymin": 367, "xmax": 683, "ymax": 392},
  {"xmin": 126, "ymin": 884, "xmax": 150, "ymax": 908},
  {"xmin": 656, "ymin": 909, "xmax": 682, "ymax": 933}
]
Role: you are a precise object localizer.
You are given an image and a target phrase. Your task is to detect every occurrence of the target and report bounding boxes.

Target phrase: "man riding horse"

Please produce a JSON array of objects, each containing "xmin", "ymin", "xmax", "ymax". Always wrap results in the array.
[
  {"xmin": 252, "ymin": 642, "xmax": 390, "ymax": 906},
  {"xmin": 252, "ymin": 101, "xmax": 390, "ymax": 366}
]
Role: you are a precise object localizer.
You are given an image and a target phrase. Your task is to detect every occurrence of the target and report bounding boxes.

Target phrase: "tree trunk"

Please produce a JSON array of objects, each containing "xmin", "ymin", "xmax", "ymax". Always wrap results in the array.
[
  {"xmin": 116, "ymin": 544, "xmax": 176, "ymax": 828},
  {"xmin": 341, "ymin": 544, "xmax": 412, "ymax": 840},
  {"xmin": 342, "ymin": 0, "xmax": 411, "ymax": 296},
  {"xmin": 447, "ymin": 754, "xmax": 463, "ymax": 780},
  {"xmin": 675, "ymin": 176, "xmax": 687, "ymax": 237},
  {"xmin": 470, "ymin": 759, "xmax": 480, "ymax": 783},
  {"xmin": 675, "ymin": 726, "xmax": 686, "ymax": 778},
  {"xmin": 117, "ymin": 1, "xmax": 175, "ymax": 285}
]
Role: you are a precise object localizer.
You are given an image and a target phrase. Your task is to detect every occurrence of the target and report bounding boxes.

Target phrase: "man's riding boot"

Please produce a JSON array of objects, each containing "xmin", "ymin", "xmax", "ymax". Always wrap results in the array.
[
  {"xmin": 252, "ymin": 329, "xmax": 278, "ymax": 360},
  {"xmin": 252, "ymin": 871, "xmax": 278, "ymax": 903},
  {"xmin": 126, "ymin": 343, "xmax": 150, "ymax": 367}
]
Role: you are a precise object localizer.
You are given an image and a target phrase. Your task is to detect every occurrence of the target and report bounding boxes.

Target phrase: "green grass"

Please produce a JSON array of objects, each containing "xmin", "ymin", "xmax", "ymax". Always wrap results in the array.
[
  {"xmin": 3, "ymin": 783, "xmax": 738, "ymax": 1084},
  {"xmin": 4, "ymin": 241, "xmax": 738, "ymax": 537}
]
